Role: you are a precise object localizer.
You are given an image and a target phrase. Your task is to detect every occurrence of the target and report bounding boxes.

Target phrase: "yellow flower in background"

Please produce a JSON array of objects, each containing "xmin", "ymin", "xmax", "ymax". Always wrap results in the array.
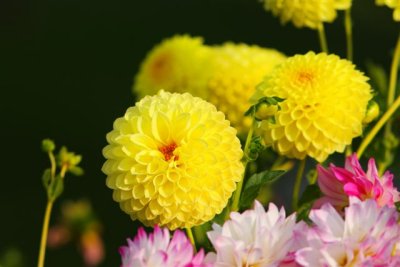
[
  {"xmin": 207, "ymin": 43, "xmax": 286, "ymax": 135},
  {"xmin": 253, "ymin": 52, "xmax": 372, "ymax": 162},
  {"xmin": 133, "ymin": 35, "xmax": 213, "ymax": 100},
  {"xmin": 102, "ymin": 91, "xmax": 244, "ymax": 229},
  {"xmin": 376, "ymin": 0, "xmax": 400, "ymax": 21},
  {"xmin": 263, "ymin": 0, "xmax": 351, "ymax": 29}
]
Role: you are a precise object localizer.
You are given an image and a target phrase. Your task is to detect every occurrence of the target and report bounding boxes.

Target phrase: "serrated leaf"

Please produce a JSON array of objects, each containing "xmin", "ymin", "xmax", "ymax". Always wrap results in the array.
[
  {"xmin": 240, "ymin": 170, "xmax": 285, "ymax": 209},
  {"xmin": 42, "ymin": 169, "xmax": 52, "ymax": 189}
]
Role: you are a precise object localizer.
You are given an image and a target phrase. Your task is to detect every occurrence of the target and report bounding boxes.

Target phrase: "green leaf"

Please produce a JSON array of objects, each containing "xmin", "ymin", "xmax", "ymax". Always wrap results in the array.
[
  {"xmin": 365, "ymin": 60, "xmax": 388, "ymax": 96},
  {"xmin": 296, "ymin": 202, "xmax": 313, "ymax": 224},
  {"xmin": 69, "ymin": 166, "xmax": 84, "ymax": 176},
  {"xmin": 48, "ymin": 175, "xmax": 64, "ymax": 201},
  {"xmin": 240, "ymin": 170, "xmax": 285, "ymax": 209},
  {"xmin": 41, "ymin": 169, "xmax": 52, "ymax": 190}
]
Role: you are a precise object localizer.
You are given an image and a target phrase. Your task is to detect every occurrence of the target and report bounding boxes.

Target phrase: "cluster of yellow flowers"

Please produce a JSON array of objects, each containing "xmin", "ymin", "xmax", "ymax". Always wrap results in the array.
[
  {"xmin": 102, "ymin": 1, "xmax": 389, "ymax": 229},
  {"xmin": 133, "ymin": 35, "xmax": 286, "ymax": 135}
]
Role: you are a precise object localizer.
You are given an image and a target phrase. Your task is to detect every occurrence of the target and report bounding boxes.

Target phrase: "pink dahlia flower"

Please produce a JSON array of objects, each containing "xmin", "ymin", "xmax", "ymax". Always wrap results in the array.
[
  {"xmin": 119, "ymin": 226, "xmax": 210, "ymax": 267},
  {"xmin": 296, "ymin": 198, "xmax": 400, "ymax": 266},
  {"xmin": 206, "ymin": 201, "xmax": 298, "ymax": 267},
  {"xmin": 315, "ymin": 153, "xmax": 400, "ymax": 210}
]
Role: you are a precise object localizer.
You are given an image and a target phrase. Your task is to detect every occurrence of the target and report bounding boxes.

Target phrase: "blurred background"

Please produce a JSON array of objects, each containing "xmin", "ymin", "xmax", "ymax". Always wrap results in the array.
[{"xmin": 1, "ymin": 0, "xmax": 399, "ymax": 266}]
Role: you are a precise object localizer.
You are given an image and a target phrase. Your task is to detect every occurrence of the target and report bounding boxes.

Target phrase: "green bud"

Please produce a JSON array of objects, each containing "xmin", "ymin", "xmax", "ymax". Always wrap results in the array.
[
  {"xmin": 255, "ymin": 103, "xmax": 278, "ymax": 121},
  {"xmin": 42, "ymin": 139, "xmax": 55, "ymax": 152},
  {"xmin": 363, "ymin": 101, "xmax": 380, "ymax": 124}
]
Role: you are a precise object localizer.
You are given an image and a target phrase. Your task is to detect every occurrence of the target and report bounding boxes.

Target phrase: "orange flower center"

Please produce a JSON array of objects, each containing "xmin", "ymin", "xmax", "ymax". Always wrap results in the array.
[
  {"xmin": 297, "ymin": 71, "xmax": 314, "ymax": 84},
  {"xmin": 159, "ymin": 143, "xmax": 178, "ymax": 161},
  {"xmin": 150, "ymin": 53, "xmax": 171, "ymax": 82}
]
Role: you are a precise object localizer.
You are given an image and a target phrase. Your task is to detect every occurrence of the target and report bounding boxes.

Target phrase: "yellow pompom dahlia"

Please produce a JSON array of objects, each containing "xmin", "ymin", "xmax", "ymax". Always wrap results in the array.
[
  {"xmin": 133, "ymin": 35, "xmax": 213, "ymax": 100},
  {"xmin": 376, "ymin": 0, "xmax": 400, "ymax": 21},
  {"xmin": 253, "ymin": 52, "xmax": 372, "ymax": 162},
  {"xmin": 102, "ymin": 91, "xmax": 244, "ymax": 229},
  {"xmin": 263, "ymin": 0, "xmax": 351, "ymax": 29},
  {"xmin": 207, "ymin": 43, "xmax": 286, "ymax": 134}
]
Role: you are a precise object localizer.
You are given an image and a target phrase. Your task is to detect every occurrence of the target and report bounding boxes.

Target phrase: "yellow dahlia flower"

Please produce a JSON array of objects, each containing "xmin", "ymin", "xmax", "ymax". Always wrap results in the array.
[
  {"xmin": 253, "ymin": 52, "xmax": 372, "ymax": 162},
  {"xmin": 263, "ymin": 0, "xmax": 352, "ymax": 29},
  {"xmin": 207, "ymin": 43, "xmax": 286, "ymax": 134},
  {"xmin": 133, "ymin": 35, "xmax": 213, "ymax": 100},
  {"xmin": 102, "ymin": 91, "xmax": 244, "ymax": 229},
  {"xmin": 376, "ymin": 0, "xmax": 400, "ymax": 21}
]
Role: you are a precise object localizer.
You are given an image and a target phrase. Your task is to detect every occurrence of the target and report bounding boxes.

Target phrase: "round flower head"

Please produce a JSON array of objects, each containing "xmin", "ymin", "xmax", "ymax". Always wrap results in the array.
[
  {"xmin": 119, "ymin": 226, "xmax": 211, "ymax": 267},
  {"xmin": 102, "ymin": 91, "xmax": 244, "ymax": 229},
  {"xmin": 206, "ymin": 201, "xmax": 297, "ymax": 267},
  {"xmin": 207, "ymin": 43, "xmax": 286, "ymax": 134},
  {"xmin": 253, "ymin": 52, "xmax": 372, "ymax": 162},
  {"xmin": 376, "ymin": 0, "xmax": 400, "ymax": 21},
  {"xmin": 315, "ymin": 153, "xmax": 400, "ymax": 210},
  {"xmin": 263, "ymin": 0, "xmax": 351, "ymax": 29},
  {"xmin": 296, "ymin": 198, "xmax": 400, "ymax": 266},
  {"xmin": 133, "ymin": 35, "xmax": 213, "ymax": 100}
]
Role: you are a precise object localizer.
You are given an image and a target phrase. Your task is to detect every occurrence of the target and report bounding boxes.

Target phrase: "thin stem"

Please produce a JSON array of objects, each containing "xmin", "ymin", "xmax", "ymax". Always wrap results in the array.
[
  {"xmin": 317, "ymin": 24, "xmax": 329, "ymax": 53},
  {"xmin": 186, "ymin": 228, "xmax": 197, "ymax": 253},
  {"xmin": 357, "ymin": 94, "xmax": 400, "ymax": 157},
  {"xmin": 387, "ymin": 33, "xmax": 400, "ymax": 107},
  {"xmin": 48, "ymin": 152, "xmax": 56, "ymax": 179},
  {"xmin": 230, "ymin": 120, "xmax": 255, "ymax": 213},
  {"xmin": 357, "ymin": 32, "xmax": 400, "ymax": 158},
  {"xmin": 37, "ymin": 201, "xmax": 54, "ymax": 267},
  {"xmin": 60, "ymin": 164, "xmax": 68, "ymax": 179},
  {"xmin": 344, "ymin": 8, "xmax": 353, "ymax": 61},
  {"xmin": 292, "ymin": 159, "xmax": 306, "ymax": 211}
]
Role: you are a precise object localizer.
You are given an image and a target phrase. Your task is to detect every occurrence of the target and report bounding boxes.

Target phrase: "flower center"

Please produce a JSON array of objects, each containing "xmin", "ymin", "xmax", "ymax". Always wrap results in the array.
[
  {"xmin": 159, "ymin": 142, "xmax": 178, "ymax": 161},
  {"xmin": 150, "ymin": 53, "xmax": 170, "ymax": 82},
  {"xmin": 296, "ymin": 71, "xmax": 314, "ymax": 84}
]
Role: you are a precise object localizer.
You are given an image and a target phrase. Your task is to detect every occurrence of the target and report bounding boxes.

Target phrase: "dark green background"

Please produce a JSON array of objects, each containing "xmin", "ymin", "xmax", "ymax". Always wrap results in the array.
[{"xmin": 1, "ymin": 0, "xmax": 398, "ymax": 266}]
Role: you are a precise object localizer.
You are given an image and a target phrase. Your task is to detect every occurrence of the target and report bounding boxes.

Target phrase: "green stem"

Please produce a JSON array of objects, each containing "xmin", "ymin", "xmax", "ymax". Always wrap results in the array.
[
  {"xmin": 344, "ymin": 8, "xmax": 353, "ymax": 61},
  {"xmin": 357, "ymin": 32, "xmax": 400, "ymax": 158},
  {"xmin": 292, "ymin": 159, "xmax": 306, "ymax": 211},
  {"xmin": 185, "ymin": 228, "xmax": 197, "ymax": 253},
  {"xmin": 357, "ymin": 94, "xmax": 400, "ymax": 157},
  {"xmin": 230, "ymin": 120, "xmax": 255, "ymax": 213},
  {"xmin": 48, "ymin": 152, "xmax": 56, "ymax": 179},
  {"xmin": 37, "ymin": 201, "xmax": 54, "ymax": 267},
  {"xmin": 318, "ymin": 24, "xmax": 329, "ymax": 53},
  {"xmin": 387, "ymin": 33, "xmax": 400, "ymax": 107}
]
